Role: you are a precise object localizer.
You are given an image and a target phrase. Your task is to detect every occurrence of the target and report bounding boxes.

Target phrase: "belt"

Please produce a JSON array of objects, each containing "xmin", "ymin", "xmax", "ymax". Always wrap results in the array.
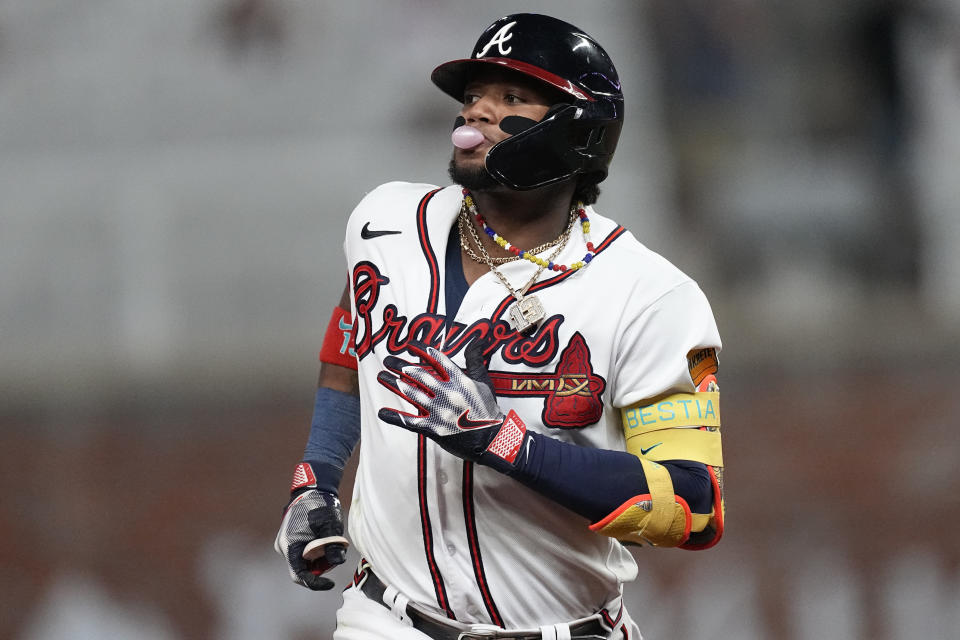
[{"xmin": 358, "ymin": 566, "xmax": 611, "ymax": 640}]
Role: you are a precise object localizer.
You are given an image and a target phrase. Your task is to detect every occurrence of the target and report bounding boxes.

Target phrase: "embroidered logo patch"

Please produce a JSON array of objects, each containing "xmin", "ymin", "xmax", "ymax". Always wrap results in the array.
[
  {"xmin": 360, "ymin": 222, "xmax": 402, "ymax": 239},
  {"xmin": 688, "ymin": 348, "xmax": 718, "ymax": 386},
  {"xmin": 489, "ymin": 332, "xmax": 606, "ymax": 429}
]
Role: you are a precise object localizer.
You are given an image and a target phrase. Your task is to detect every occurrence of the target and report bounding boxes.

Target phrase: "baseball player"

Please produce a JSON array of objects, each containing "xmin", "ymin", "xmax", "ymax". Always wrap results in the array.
[{"xmin": 275, "ymin": 13, "xmax": 725, "ymax": 640}]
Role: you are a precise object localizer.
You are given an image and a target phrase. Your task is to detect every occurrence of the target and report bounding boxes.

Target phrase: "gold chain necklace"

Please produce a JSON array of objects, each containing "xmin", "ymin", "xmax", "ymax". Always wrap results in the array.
[
  {"xmin": 458, "ymin": 200, "xmax": 577, "ymax": 332},
  {"xmin": 458, "ymin": 205, "xmax": 574, "ymax": 265}
]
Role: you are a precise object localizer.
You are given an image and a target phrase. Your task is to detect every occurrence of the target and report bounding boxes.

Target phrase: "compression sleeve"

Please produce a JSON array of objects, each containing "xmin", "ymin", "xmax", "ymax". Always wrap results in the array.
[
  {"xmin": 506, "ymin": 432, "xmax": 712, "ymax": 523},
  {"xmin": 303, "ymin": 386, "xmax": 361, "ymax": 494}
]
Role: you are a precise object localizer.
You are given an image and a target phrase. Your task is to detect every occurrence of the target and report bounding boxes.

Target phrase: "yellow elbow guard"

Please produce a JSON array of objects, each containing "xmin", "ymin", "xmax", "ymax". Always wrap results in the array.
[
  {"xmin": 589, "ymin": 458, "xmax": 694, "ymax": 547},
  {"xmin": 593, "ymin": 375, "xmax": 725, "ymax": 549}
]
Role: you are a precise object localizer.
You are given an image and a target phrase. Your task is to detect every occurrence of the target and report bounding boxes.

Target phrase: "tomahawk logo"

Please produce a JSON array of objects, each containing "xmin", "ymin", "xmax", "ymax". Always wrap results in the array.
[
  {"xmin": 476, "ymin": 21, "xmax": 517, "ymax": 57},
  {"xmin": 488, "ymin": 332, "xmax": 606, "ymax": 429}
]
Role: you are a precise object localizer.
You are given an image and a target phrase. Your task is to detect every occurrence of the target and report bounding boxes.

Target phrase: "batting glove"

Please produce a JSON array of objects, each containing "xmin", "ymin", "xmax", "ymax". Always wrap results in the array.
[
  {"xmin": 377, "ymin": 340, "xmax": 530, "ymax": 472},
  {"xmin": 274, "ymin": 462, "xmax": 349, "ymax": 591}
]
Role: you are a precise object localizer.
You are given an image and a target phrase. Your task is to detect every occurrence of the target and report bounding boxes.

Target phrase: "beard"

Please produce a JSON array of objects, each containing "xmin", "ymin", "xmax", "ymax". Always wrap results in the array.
[{"xmin": 448, "ymin": 155, "xmax": 500, "ymax": 192}]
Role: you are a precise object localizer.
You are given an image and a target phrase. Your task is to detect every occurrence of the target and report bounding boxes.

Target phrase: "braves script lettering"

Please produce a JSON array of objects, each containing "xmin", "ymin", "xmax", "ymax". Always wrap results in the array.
[{"xmin": 353, "ymin": 262, "xmax": 560, "ymax": 365}]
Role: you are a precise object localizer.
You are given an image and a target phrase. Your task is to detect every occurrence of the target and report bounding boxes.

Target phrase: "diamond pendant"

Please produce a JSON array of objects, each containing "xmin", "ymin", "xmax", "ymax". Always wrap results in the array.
[{"xmin": 508, "ymin": 295, "xmax": 545, "ymax": 333}]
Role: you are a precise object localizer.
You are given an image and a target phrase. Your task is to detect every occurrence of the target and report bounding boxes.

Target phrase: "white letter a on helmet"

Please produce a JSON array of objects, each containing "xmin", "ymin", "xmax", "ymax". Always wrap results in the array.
[{"xmin": 476, "ymin": 21, "xmax": 516, "ymax": 58}]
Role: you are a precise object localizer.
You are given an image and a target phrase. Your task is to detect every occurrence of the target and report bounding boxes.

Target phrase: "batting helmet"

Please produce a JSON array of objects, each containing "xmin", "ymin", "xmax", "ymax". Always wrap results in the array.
[{"xmin": 432, "ymin": 13, "xmax": 624, "ymax": 190}]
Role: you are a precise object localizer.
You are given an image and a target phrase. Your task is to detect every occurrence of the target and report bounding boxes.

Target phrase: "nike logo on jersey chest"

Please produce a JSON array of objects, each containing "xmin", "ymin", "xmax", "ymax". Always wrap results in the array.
[{"xmin": 361, "ymin": 222, "xmax": 402, "ymax": 239}]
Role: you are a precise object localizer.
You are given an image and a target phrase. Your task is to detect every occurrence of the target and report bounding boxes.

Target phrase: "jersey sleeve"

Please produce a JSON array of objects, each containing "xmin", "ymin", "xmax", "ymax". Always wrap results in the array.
[
  {"xmin": 610, "ymin": 279, "xmax": 722, "ymax": 408},
  {"xmin": 599, "ymin": 277, "xmax": 724, "ymax": 549}
]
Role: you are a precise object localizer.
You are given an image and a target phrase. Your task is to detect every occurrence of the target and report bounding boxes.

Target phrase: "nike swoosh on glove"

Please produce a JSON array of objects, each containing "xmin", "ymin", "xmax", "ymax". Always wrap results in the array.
[{"xmin": 377, "ymin": 340, "xmax": 529, "ymax": 471}]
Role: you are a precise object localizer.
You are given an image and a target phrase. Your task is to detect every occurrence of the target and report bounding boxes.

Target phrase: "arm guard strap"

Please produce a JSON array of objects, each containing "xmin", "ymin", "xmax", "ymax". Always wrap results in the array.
[{"xmin": 589, "ymin": 458, "xmax": 694, "ymax": 546}]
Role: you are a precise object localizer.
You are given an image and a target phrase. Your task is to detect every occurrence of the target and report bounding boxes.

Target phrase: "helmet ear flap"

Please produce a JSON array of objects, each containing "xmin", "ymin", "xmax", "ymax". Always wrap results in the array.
[
  {"xmin": 572, "ymin": 125, "xmax": 603, "ymax": 151},
  {"xmin": 571, "ymin": 119, "xmax": 622, "ymax": 159}
]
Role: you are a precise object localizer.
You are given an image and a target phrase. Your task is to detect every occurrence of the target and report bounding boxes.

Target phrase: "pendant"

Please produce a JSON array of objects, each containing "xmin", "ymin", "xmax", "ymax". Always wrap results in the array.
[{"xmin": 508, "ymin": 295, "xmax": 545, "ymax": 333}]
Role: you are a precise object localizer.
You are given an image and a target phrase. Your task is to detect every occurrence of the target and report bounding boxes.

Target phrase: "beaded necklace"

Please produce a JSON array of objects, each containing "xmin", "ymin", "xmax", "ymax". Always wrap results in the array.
[
  {"xmin": 458, "ymin": 205, "xmax": 575, "ymax": 266},
  {"xmin": 459, "ymin": 188, "xmax": 595, "ymax": 332},
  {"xmin": 462, "ymin": 189, "xmax": 596, "ymax": 272}
]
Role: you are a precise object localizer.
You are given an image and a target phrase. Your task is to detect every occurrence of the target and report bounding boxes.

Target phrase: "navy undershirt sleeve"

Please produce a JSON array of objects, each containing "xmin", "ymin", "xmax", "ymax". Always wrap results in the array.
[
  {"xmin": 508, "ymin": 433, "xmax": 713, "ymax": 522},
  {"xmin": 303, "ymin": 386, "xmax": 361, "ymax": 494}
]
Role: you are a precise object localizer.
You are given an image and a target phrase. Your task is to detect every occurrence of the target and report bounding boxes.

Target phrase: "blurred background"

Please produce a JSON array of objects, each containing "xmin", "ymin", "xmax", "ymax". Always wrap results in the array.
[{"xmin": 2, "ymin": 0, "xmax": 958, "ymax": 638}]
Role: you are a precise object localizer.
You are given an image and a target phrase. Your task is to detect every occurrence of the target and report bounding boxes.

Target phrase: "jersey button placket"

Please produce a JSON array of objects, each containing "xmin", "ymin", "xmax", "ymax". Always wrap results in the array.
[{"xmin": 429, "ymin": 447, "xmax": 467, "ymax": 613}]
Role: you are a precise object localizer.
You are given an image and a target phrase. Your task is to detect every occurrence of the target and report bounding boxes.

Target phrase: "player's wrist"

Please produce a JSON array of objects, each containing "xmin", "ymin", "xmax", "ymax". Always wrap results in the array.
[
  {"xmin": 287, "ymin": 460, "xmax": 342, "ymax": 501},
  {"xmin": 475, "ymin": 409, "xmax": 530, "ymax": 473}
]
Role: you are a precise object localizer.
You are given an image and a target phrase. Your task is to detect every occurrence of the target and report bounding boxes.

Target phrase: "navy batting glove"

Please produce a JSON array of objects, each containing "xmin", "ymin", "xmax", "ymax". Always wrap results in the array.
[{"xmin": 377, "ymin": 341, "xmax": 530, "ymax": 472}]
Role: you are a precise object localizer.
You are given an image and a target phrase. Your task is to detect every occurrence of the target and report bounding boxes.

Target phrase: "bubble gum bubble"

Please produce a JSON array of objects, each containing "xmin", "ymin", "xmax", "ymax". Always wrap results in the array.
[{"xmin": 452, "ymin": 125, "xmax": 484, "ymax": 149}]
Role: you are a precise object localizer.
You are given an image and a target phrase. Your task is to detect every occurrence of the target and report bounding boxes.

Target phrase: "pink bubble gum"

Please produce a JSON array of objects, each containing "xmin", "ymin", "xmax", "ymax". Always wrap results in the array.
[{"xmin": 452, "ymin": 125, "xmax": 484, "ymax": 149}]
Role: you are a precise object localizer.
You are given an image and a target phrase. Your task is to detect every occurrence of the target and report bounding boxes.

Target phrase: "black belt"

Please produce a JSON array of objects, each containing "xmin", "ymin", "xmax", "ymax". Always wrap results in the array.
[{"xmin": 358, "ymin": 567, "xmax": 611, "ymax": 640}]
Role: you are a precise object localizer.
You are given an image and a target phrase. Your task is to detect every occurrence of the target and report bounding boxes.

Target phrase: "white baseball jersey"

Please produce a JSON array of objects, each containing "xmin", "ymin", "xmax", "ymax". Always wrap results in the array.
[{"xmin": 343, "ymin": 182, "xmax": 721, "ymax": 628}]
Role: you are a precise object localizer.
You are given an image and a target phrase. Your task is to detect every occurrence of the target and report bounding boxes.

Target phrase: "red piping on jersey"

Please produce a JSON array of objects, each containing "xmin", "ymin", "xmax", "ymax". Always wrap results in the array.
[
  {"xmin": 418, "ymin": 435, "xmax": 456, "ymax": 618},
  {"xmin": 462, "ymin": 462, "xmax": 505, "ymax": 627},
  {"xmin": 600, "ymin": 606, "xmax": 623, "ymax": 629},
  {"xmin": 417, "ymin": 188, "xmax": 503, "ymax": 624},
  {"xmin": 491, "ymin": 225, "xmax": 627, "ymax": 321},
  {"xmin": 414, "ymin": 188, "xmax": 457, "ymax": 619},
  {"xmin": 416, "ymin": 188, "xmax": 443, "ymax": 316}
]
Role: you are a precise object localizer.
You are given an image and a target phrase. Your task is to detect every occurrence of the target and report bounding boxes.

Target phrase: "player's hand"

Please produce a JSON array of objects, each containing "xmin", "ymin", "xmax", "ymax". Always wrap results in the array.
[
  {"xmin": 274, "ymin": 464, "xmax": 349, "ymax": 591},
  {"xmin": 377, "ymin": 340, "xmax": 529, "ymax": 471}
]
